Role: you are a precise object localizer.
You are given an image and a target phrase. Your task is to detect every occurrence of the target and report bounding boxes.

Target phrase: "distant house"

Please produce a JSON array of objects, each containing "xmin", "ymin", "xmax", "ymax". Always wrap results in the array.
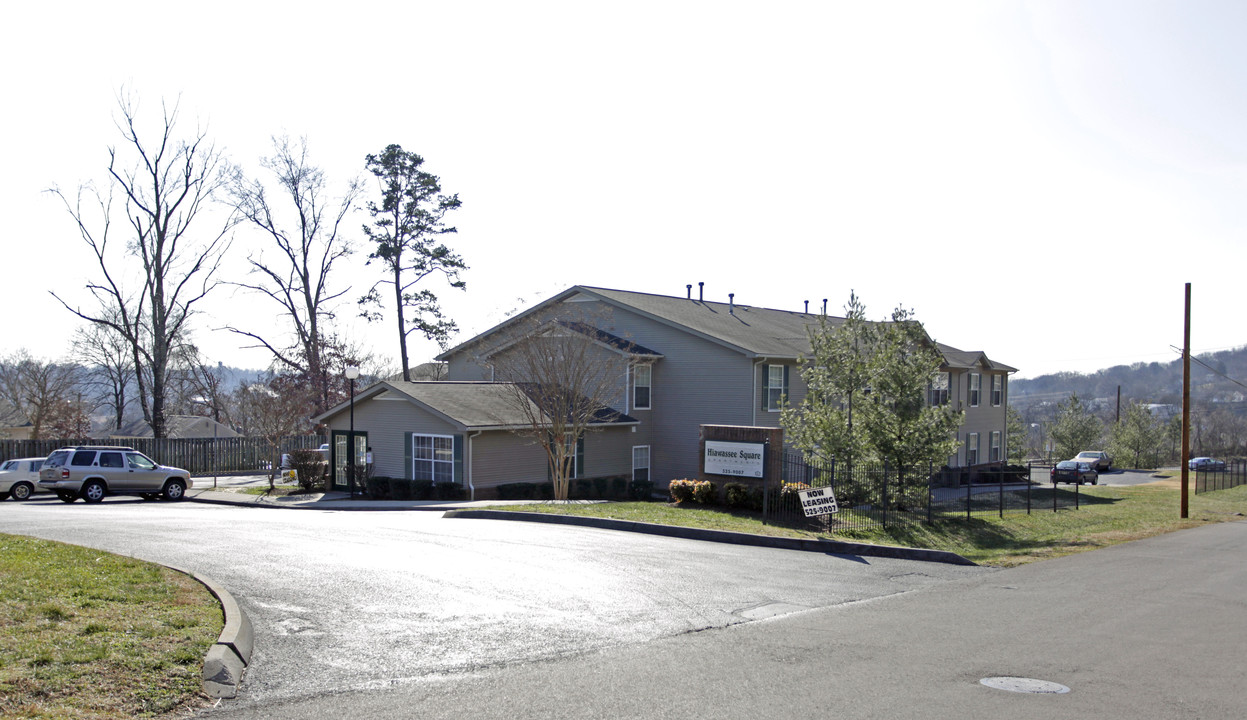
[
  {"xmin": 315, "ymin": 285, "xmax": 1016, "ymax": 498},
  {"xmin": 108, "ymin": 415, "xmax": 241, "ymax": 440},
  {"xmin": 0, "ymin": 402, "xmax": 33, "ymax": 440}
]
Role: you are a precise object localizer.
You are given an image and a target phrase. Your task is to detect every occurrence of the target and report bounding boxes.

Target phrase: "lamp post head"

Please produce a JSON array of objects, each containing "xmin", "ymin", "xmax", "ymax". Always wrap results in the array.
[{"xmin": 345, "ymin": 365, "xmax": 360, "ymax": 380}]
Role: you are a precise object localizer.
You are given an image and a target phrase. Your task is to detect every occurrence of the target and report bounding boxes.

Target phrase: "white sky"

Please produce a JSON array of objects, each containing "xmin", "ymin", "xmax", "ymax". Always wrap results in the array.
[{"xmin": 4, "ymin": 0, "xmax": 1245, "ymax": 380}]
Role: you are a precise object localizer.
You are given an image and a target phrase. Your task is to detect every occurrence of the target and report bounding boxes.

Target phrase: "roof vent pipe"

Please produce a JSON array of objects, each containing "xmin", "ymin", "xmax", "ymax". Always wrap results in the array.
[
  {"xmin": 687, "ymin": 284, "xmax": 692, "ymax": 299},
  {"xmin": 823, "ymin": 298, "xmax": 828, "ymax": 315},
  {"xmin": 699, "ymin": 282, "xmax": 704, "ymax": 302},
  {"xmin": 804, "ymin": 300, "xmax": 809, "ymax": 314},
  {"xmin": 729, "ymin": 293, "xmax": 735, "ymax": 315}
]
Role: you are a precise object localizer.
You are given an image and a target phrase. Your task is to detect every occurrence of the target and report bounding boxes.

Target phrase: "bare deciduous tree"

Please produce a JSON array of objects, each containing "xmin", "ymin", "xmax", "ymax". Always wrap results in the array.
[
  {"xmin": 0, "ymin": 350, "xmax": 85, "ymax": 439},
  {"xmin": 228, "ymin": 136, "xmax": 362, "ymax": 414},
  {"xmin": 48, "ymin": 92, "xmax": 234, "ymax": 438},
  {"xmin": 72, "ymin": 321, "xmax": 136, "ymax": 432},
  {"xmin": 484, "ymin": 315, "xmax": 629, "ymax": 501}
]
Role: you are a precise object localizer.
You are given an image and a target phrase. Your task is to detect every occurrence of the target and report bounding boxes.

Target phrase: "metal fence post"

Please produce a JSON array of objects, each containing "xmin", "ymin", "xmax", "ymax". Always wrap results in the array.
[{"xmin": 998, "ymin": 466, "xmax": 1005, "ymax": 518}]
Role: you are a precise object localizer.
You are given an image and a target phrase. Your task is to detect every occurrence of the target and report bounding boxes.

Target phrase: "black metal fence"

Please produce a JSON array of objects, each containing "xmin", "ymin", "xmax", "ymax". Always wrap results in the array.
[
  {"xmin": 769, "ymin": 451, "xmax": 1085, "ymax": 532},
  {"xmin": 0, "ymin": 436, "xmax": 325, "ymax": 475},
  {"xmin": 1193, "ymin": 459, "xmax": 1247, "ymax": 494}
]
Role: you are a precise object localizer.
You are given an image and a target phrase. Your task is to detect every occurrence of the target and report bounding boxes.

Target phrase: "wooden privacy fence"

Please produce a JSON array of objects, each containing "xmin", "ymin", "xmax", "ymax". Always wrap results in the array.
[{"xmin": 0, "ymin": 435, "xmax": 325, "ymax": 475}]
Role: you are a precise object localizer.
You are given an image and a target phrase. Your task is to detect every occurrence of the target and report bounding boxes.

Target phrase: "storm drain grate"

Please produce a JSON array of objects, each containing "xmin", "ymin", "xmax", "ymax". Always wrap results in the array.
[{"xmin": 979, "ymin": 677, "xmax": 1070, "ymax": 694}]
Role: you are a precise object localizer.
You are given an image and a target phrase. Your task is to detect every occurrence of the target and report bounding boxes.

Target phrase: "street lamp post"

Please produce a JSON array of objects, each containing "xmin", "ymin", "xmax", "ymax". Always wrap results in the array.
[{"xmin": 345, "ymin": 365, "xmax": 360, "ymax": 497}]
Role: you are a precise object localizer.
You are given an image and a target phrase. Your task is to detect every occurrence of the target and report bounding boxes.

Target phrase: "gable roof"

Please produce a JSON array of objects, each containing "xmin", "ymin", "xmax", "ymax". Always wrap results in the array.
[
  {"xmin": 439, "ymin": 285, "xmax": 843, "ymax": 361},
  {"xmin": 440, "ymin": 285, "xmax": 1016, "ymax": 371},
  {"xmin": 109, "ymin": 415, "xmax": 242, "ymax": 439},
  {"xmin": 314, "ymin": 381, "xmax": 638, "ymax": 431}
]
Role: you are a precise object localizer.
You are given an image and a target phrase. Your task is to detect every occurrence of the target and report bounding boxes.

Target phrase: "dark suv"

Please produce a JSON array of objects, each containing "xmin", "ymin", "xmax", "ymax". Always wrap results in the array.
[{"xmin": 39, "ymin": 446, "xmax": 193, "ymax": 503}]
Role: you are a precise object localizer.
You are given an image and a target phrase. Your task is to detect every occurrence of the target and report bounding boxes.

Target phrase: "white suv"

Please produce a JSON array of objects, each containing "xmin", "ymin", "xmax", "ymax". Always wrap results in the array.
[
  {"xmin": 0, "ymin": 457, "xmax": 46, "ymax": 501},
  {"xmin": 39, "ymin": 446, "xmax": 193, "ymax": 503}
]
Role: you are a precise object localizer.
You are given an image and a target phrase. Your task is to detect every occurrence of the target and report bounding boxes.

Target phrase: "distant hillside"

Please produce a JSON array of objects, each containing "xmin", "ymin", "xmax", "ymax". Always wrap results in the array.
[{"xmin": 1011, "ymin": 345, "xmax": 1247, "ymax": 412}]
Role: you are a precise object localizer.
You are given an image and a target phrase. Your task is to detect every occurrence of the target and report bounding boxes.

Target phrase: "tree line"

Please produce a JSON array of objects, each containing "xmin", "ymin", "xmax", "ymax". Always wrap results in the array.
[{"xmin": 33, "ymin": 90, "xmax": 469, "ymax": 438}]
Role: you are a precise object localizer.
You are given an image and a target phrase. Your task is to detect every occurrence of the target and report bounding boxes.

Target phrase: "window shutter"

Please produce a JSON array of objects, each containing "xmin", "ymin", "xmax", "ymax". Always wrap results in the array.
[
  {"xmin": 453, "ymin": 434, "xmax": 465, "ymax": 485},
  {"xmin": 403, "ymin": 432, "xmax": 413, "ymax": 480},
  {"xmin": 761, "ymin": 365, "xmax": 768, "ymax": 410},
  {"xmin": 576, "ymin": 436, "xmax": 585, "ymax": 479},
  {"xmin": 782, "ymin": 365, "xmax": 790, "ymax": 403}
]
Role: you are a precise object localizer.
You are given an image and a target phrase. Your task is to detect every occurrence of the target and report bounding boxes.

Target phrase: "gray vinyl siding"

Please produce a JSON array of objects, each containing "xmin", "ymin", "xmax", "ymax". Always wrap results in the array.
[
  {"xmin": 581, "ymin": 427, "xmax": 634, "ymax": 478},
  {"xmin": 467, "ymin": 432, "xmax": 547, "ymax": 489},
  {"xmin": 581, "ymin": 302, "xmax": 757, "ymax": 483},
  {"xmin": 325, "ymin": 397, "xmax": 460, "ymax": 480},
  {"xmin": 951, "ymin": 368, "xmax": 1008, "ymax": 467}
]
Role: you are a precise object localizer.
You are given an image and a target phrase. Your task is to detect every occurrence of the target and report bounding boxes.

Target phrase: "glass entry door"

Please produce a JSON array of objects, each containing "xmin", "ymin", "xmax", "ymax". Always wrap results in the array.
[{"xmin": 332, "ymin": 431, "xmax": 368, "ymax": 491}]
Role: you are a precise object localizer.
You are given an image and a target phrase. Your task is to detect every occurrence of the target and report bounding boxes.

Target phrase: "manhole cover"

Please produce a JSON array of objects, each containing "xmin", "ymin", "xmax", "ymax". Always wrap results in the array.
[{"xmin": 979, "ymin": 677, "xmax": 1070, "ymax": 694}]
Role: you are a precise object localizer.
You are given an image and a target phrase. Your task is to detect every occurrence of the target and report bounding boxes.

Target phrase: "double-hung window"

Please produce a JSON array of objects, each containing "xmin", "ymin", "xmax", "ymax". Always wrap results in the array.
[
  {"xmin": 966, "ymin": 432, "xmax": 979, "ymax": 466},
  {"xmin": 633, "ymin": 364, "xmax": 651, "ymax": 410},
  {"xmin": 764, "ymin": 364, "xmax": 789, "ymax": 412},
  {"xmin": 928, "ymin": 372, "xmax": 950, "ymax": 406},
  {"xmin": 632, "ymin": 445, "xmax": 650, "ymax": 484},
  {"xmin": 990, "ymin": 431, "xmax": 1001, "ymax": 463},
  {"xmin": 991, "ymin": 374, "xmax": 1003, "ymax": 406},
  {"xmin": 969, "ymin": 373, "xmax": 981, "ymax": 407},
  {"xmin": 412, "ymin": 435, "xmax": 454, "ymax": 484}
]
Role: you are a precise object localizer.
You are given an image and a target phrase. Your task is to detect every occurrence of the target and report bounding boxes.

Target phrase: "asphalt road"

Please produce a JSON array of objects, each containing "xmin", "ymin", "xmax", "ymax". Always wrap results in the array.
[{"xmin": 0, "ymin": 497, "xmax": 990, "ymax": 714}]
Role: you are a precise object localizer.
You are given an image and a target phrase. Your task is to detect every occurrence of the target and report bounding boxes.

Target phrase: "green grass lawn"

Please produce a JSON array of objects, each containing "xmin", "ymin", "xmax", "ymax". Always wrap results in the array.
[
  {"xmin": 0, "ymin": 534, "xmax": 223, "ymax": 719},
  {"xmin": 490, "ymin": 480, "xmax": 1247, "ymax": 567}
]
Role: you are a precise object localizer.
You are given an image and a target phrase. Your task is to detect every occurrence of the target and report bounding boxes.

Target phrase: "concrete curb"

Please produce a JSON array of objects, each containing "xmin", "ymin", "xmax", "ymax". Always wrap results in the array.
[
  {"xmin": 442, "ymin": 510, "xmax": 976, "ymax": 566},
  {"xmin": 163, "ymin": 563, "xmax": 254, "ymax": 699}
]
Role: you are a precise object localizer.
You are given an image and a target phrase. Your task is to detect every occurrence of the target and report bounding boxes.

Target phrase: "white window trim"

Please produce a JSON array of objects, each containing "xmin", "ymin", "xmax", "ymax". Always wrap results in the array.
[
  {"xmin": 412, "ymin": 433, "xmax": 455, "ymax": 484},
  {"xmin": 969, "ymin": 373, "xmax": 981, "ymax": 408},
  {"xmin": 633, "ymin": 364, "xmax": 652, "ymax": 410},
  {"xmin": 991, "ymin": 374, "xmax": 1003, "ymax": 407},
  {"xmin": 990, "ymin": 431, "xmax": 1001, "ymax": 463},
  {"xmin": 632, "ymin": 445, "xmax": 650, "ymax": 483},
  {"xmin": 967, "ymin": 432, "xmax": 980, "ymax": 466},
  {"xmin": 766, "ymin": 364, "xmax": 786, "ymax": 413}
]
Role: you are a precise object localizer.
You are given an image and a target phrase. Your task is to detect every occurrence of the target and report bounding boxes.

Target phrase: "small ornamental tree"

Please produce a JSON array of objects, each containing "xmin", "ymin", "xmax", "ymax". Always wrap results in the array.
[{"xmin": 486, "ymin": 314, "xmax": 628, "ymax": 502}]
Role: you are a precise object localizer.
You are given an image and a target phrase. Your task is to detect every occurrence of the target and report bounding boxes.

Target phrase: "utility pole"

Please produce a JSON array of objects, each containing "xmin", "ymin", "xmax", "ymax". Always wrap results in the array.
[{"xmin": 1181, "ymin": 283, "xmax": 1191, "ymax": 519}]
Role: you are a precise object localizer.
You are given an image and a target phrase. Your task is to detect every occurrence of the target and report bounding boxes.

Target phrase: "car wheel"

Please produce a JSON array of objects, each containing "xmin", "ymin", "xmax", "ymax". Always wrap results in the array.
[
  {"xmin": 81, "ymin": 480, "xmax": 106, "ymax": 504},
  {"xmin": 162, "ymin": 479, "xmax": 187, "ymax": 501},
  {"xmin": 58, "ymin": 492, "xmax": 77, "ymax": 503},
  {"xmin": 10, "ymin": 482, "xmax": 33, "ymax": 501},
  {"xmin": 1091, "ymin": 477, "xmax": 1098, "ymax": 485}
]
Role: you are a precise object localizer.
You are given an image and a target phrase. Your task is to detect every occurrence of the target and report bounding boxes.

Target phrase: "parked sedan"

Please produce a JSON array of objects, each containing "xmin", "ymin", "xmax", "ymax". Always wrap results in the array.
[
  {"xmin": 1073, "ymin": 451, "xmax": 1112, "ymax": 472},
  {"xmin": 1188, "ymin": 457, "xmax": 1227, "ymax": 471},
  {"xmin": 1051, "ymin": 460, "xmax": 1098, "ymax": 485},
  {"xmin": 0, "ymin": 457, "xmax": 48, "ymax": 501}
]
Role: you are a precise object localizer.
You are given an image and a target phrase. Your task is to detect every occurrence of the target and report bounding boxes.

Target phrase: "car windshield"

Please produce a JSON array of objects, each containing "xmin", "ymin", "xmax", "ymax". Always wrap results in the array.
[{"xmin": 1056, "ymin": 461, "xmax": 1075, "ymax": 469}]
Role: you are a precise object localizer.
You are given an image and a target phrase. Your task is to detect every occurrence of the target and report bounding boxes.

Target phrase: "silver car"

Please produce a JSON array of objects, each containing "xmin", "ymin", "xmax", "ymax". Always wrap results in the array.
[
  {"xmin": 1073, "ymin": 451, "xmax": 1112, "ymax": 472},
  {"xmin": 39, "ymin": 446, "xmax": 192, "ymax": 503}
]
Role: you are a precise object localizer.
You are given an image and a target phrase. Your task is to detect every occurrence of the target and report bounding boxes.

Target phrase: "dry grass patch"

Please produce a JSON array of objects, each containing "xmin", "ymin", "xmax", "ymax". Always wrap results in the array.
[{"xmin": 0, "ymin": 533, "xmax": 223, "ymax": 719}]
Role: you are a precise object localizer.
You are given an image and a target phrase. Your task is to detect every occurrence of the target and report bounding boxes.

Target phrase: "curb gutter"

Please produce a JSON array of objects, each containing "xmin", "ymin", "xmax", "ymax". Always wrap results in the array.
[
  {"xmin": 164, "ymin": 563, "xmax": 254, "ymax": 699},
  {"xmin": 442, "ymin": 510, "xmax": 976, "ymax": 566}
]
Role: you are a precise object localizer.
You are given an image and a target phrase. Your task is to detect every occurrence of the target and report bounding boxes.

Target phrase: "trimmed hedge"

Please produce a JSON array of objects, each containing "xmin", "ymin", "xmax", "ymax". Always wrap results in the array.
[
  {"xmin": 668, "ymin": 479, "xmax": 717, "ymax": 505},
  {"xmin": 363, "ymin": 477, "xmax": 466, "ymax": 501},
  {"xmin": 495, "ymin": 475, "xmax": 646, "ymax": 501}
]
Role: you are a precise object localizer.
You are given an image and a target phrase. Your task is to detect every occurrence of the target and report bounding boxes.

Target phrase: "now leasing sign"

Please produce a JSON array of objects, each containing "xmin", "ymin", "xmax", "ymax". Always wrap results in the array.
[
  {"xmin": 704, "ymin": 441, "xmax": 765, "ymax": 478},
  {"xmin": 797, "ymin": 486, "xmax": 839, "ymax": 517}
]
